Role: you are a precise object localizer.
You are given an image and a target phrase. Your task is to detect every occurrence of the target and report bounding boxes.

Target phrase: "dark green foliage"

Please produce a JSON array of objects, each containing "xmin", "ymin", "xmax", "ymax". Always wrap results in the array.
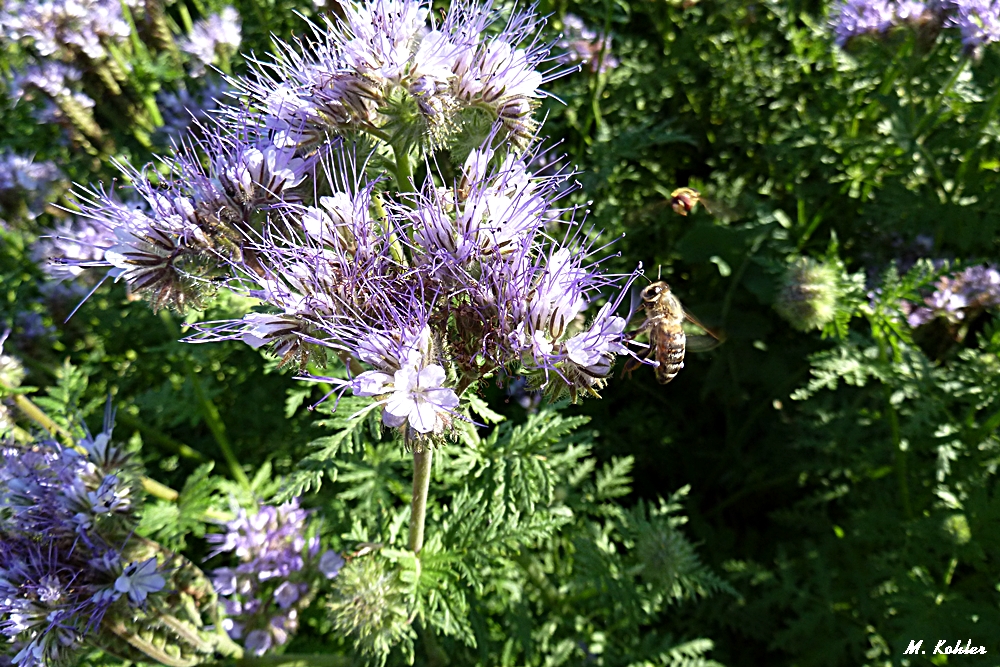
[{"xmin": 5, "ymin": 0, "xmax": 1000, "ymax": 666}]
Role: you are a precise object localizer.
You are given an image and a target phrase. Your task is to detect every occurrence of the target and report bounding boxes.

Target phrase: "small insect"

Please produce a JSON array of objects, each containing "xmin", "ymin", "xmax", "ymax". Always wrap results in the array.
[
  {"xmin": 670, "ymin": 187, "xmax": 704, "ymax": 216},
  {"xmin": 624, "ymin": 281, "xmax": 721, "ymax": 384}
]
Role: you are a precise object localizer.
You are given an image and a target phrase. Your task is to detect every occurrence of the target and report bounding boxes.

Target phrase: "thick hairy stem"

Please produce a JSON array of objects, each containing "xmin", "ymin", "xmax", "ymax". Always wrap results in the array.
[
  {"xmin": 409, "ymin": 447, "xmax": 433, "ymax": 554},
  {"xmin": 393, "ymin": 144, "xmax": 414, "ymax": 193}
]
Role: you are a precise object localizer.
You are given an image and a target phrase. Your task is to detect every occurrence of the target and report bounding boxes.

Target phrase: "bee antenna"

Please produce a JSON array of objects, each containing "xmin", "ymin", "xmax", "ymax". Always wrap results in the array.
[{"xmin": 657, "ymin": 265, "xmax": 662, "ymax": 280}]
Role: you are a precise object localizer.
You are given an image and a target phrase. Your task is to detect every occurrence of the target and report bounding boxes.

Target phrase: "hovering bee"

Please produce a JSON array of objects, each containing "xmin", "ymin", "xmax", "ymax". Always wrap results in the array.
[
  {"xmin": 624, "ymin": 281, "xmax": 721, "ymax": 384},
  {"xmin": 670, "ymin": 187, "xmax": 704, "ymax": 216},
  {"xmin": 668, "ymin": 187, "xmax": 738, "ymax": 219}
]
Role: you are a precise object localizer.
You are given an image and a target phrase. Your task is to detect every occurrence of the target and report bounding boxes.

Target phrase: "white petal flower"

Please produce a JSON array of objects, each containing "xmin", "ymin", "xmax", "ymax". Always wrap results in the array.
[{"xmin": 381, "ymin": 364, "xmax": 459, "ymax": 433}]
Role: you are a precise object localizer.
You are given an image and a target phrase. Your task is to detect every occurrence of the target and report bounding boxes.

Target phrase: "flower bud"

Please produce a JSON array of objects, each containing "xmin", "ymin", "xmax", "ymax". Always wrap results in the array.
[
  {"xmin": 774, "ymin": 257, "xmax": 840, "ymax": 332},
  {"xmin": 326, "ymin": 555, "xmax": 415, "ymax": 662}
]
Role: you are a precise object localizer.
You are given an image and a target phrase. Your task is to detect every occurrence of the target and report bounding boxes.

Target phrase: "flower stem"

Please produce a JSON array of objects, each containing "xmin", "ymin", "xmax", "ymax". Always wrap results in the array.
[
  {"xmin": 207, "ymin": 654, "xmax": 352, "ymax": 667},
  {"xmin": 393, "ymin": 144, "xmax": 414, "ymax": 193},
  {"xmin": 408, "ymin": 447, "xmax": 433, "ymax": 554},
  {"xmin": 159, "ymin": 311, "xmax": 251, "ymax": 492},
  {"xmin": 874, "ymin": 332, "xmax": 913, "ymax": 521}
]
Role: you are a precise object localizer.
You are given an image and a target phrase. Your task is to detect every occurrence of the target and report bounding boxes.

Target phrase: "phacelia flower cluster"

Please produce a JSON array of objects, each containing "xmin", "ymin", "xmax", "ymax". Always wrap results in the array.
[
  {"xmin": 0, "ymin": 414, "xmax": 167, "ymax": 666},
  {"xmin": 0, "ymin": 0, "xmax": 131, "ymax": 62},
  {"xmin": 0, "ymin": 152, "xmax": 63, "ymax": 220},
  {"xmin": 233, "ymin": 0, "xmax": 559, "ymax": 152},
  {"xmin": 53, "ymin": 0, "xmax": 637, "ymax": 445},
  {"xmin": 905, "ymin": 264, "xmax": 1000, "ymax": 326},
  {"xmin": 946, "ymin": 0, "xmax": 1000, "ymax": 49},
  {"xmin": 831, "ymin": 0, "xmax": 1000, "ymax": 52},
  {"xmin": 207, "ymin": 500, "xmax": 343, "ymax": 656},
  {"xmin": 179, "ymin": 7, "xmax": 242, "ymax": 77},
  {"xmin": 831, "ymin": 0, "xmax": 901, "ymax": 46},
  {"xmin": 557, "ymin": 14, "xmax": 619, "ymax": 74}
]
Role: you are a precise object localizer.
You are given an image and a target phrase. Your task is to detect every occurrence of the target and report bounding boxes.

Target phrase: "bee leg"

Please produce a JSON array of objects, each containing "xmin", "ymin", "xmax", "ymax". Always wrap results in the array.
[{"xmin": 621, "ymin": 344, "xmax": 655, "ymax": 379}]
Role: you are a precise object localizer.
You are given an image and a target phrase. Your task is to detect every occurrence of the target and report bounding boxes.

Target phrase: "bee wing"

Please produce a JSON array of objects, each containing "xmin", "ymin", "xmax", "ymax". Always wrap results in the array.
[
  {"xmin": 695, "ymin": 195, "xmax": 740, "ymax": 221},
  {"xmin": 685, "ymin": 334, "xmax": 723, "ymax": 353},
  {"xmin": 682, "ymin": 310, "xmax": 725, "ymax": 351}
]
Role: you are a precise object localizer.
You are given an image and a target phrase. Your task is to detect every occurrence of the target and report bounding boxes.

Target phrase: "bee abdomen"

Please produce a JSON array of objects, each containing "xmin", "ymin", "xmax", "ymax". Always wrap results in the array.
[{"xmin": 654, "ymin": 330, "xmax": 686, "ymax": 384}]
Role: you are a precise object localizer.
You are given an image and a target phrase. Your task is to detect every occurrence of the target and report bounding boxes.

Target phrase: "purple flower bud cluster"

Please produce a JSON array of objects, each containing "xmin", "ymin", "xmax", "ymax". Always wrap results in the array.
[
  {"xmin": 945, "ymin": 0, "xmax": 1000, "ymax": 49},
  {"xmin": 0, "ymin": 152, "xmax": 63, "ymax": 219},
  {"xmin": 32, "ymin": 215, "xmax": 115, "ymax": 283},
  {"xmin": 195, "ymin": 142, "xmax": 634, "ymax": 431},
  {"xmin": 234, "ymin": 0, "xmax": 557, "ymax": 151},
  {"xmin": 9, "ymin": 62, "xmax": 98, "ymax": 133},
  {"xmin": 0, "ymin": 417, "xmax": 166, "ymax": 666},
  {"xmin": 830, "ymin": 1, "xmax": 919, "ymax": 46},
  {"xmin": 155, "ymin": 78, "xmax": 232, "ymax": 143},
  {"xmin": 831, "ymin": 0, "xmax": 1000, "ymax": 51},
  {"xmin": 557, "ymin": 14, "xmax": 619, "ymax": 74},
  {"xmin": 0, "ymin": 0, "xmax": 130, "ymax": 62},
  {"xmin": 207, "ymin": 500, "xmax": 342, "ymax": 656},
  {"xmin": 905, "ymin": 264, "xmax": 1000, "ymax": 327},
  {"xmin": 179, "ymin": 7, "xmax": 242, "ymax": 77},
  {"xmin": 60, "ymin": 122, "xmax": 316, "ymax": 310}
]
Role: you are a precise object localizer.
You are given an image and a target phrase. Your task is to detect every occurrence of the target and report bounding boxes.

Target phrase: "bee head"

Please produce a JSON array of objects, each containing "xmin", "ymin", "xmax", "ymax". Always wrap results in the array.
[{"xmin": 641, "ymin": 281, "xmax": 669, "ymax": 302}]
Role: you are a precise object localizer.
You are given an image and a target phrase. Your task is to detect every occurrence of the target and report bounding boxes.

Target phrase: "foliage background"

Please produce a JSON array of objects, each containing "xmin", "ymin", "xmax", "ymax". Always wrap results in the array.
[{"xmin": 2, "ymin": 0, "xmax": 1000, "ymax": 665}]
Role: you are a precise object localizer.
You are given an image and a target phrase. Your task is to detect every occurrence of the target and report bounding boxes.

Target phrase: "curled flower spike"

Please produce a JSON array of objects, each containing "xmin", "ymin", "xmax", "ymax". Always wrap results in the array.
[
  {"xmin": 207, "ymin": 500, "xmax": 336, "ymax": 656},
  {"xmin": 0, "ymin": 412, "xmax": 220, "ymax": 667}
]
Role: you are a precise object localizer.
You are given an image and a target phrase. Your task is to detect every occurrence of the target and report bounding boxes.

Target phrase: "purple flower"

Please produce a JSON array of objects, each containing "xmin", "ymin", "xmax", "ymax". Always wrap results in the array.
[
  {"xmin": 557, "ymin": 14, "xmax": 619, "ymax": 74},
  {"xmin": 234, "ymin": 0, "xmax": 557, "ymax": 149},
  {"xmin": 0, "ymin": 152, "xmax": 63, "ymax": 218},
  {"xmin": 318, "ymin": 550, "xmax": 345, "ymax": 579},
  {"xmin": 180, "ymin": 7, "xmax": 242, "ymax": 77},
  {"xmin": 357, "ymin": 363, "xmax": 461, "ymax": 434},
  {"xmin": 907, "ymin": 264, "xmax": 1000, "ymax": 327},
  {"xmin": 207, "ymin": 500, "xmax": 330, "ymax": 655},
  {"xmin": 1, "ymin": 0, "xmax": 130, "ymax": 61},
  {"xmin": 946, "ymin": 0, "xmax": 1000, "ymax": 48},
  {"xmin": 244, "ymin": 629, "xmax": 272, "ymax": 656},
  {"xmin": 113, "ymin": 557, "xmax": 165, "ymax": 604},
  {"xmin": 0, "ymin": 414, "xmax": 164, "ymax": 667},
  {"xmin": 831, "ymin": 0, "xmax": 896, "ymax": 45}
]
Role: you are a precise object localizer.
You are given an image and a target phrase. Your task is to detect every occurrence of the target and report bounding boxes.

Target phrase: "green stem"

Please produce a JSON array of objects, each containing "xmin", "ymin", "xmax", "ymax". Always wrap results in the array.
[
  {"xmin": 6, "ymin": 389, "xmax": 74, "ymax": 445},
  {"xmin": 408, "ymin": 448, "xmax": 433, "ymax": 554},
  {"xmin": 914, "ymin": 55, "xmax": 968, "ymax": 140},
  {"xmin": 875, "ymin": 333, "xmax": 913, "ymax": 521},
  {"xmin": 393, "ymin": 144, "xmax": 413, "ymax": 193},
  {"xmin": 206, "ymin": 654, "xmax": 351, "ymax": 667},
  {"xmin": 160, "ymin": 311, "xmax": 251, "ymax": 491},
  {"xmin": 372, "ymin": 194, "xmax": 407, "ymax": 266},
  {"xmin": 142, "ymin": 476, "xmax": 179, "ymax": 502},
  {"xmin": 115, "ymin": 410, "xmax": 208, "ymax": 461},
  {"xmin": 186, "ymin": 366, "xmax": 251, "ymax": 491}
]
